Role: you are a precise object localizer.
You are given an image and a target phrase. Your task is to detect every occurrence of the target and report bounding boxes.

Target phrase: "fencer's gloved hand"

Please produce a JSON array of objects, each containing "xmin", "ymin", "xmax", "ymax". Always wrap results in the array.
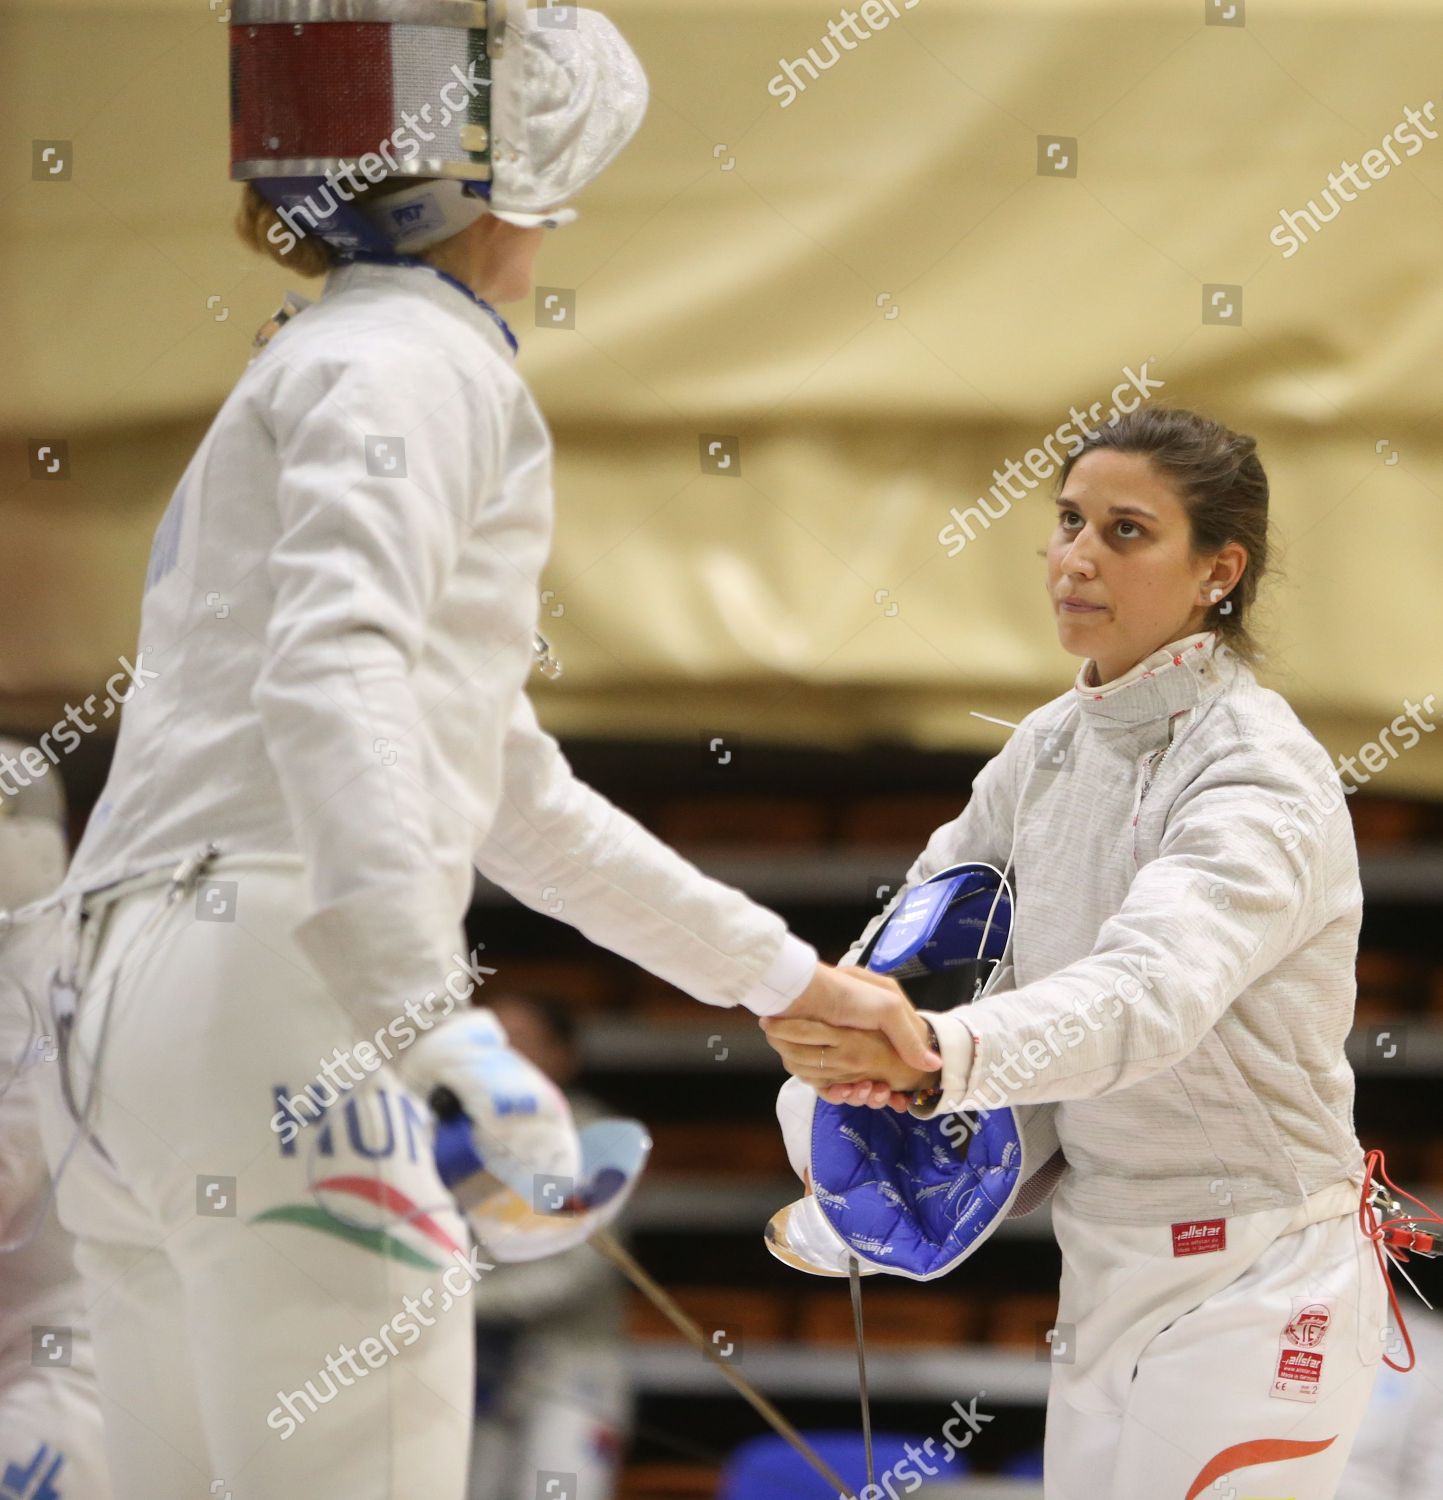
[{"xmin": 398, "ymin": 1010, "xmax": 582, "ymax": 1204}]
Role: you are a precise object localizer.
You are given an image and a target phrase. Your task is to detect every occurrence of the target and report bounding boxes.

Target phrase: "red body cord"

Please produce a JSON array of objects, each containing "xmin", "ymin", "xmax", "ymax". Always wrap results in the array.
[{"xmin": 1357, "ymin": 1148, "xmax": 1443, "ymax": 1373}]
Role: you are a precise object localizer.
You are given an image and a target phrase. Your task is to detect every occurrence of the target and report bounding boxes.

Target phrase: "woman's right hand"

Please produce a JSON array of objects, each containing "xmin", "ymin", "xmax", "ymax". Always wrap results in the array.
[{"xmin": 776, "ymin": 961, "xmax": 941, "ymax": 1075}]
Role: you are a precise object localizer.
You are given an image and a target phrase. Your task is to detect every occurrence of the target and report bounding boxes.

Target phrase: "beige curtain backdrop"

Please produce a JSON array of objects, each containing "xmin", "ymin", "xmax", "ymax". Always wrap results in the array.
[{"xmin": 4, "ymin": 0, "xmax": 1441, "ymax": 792}]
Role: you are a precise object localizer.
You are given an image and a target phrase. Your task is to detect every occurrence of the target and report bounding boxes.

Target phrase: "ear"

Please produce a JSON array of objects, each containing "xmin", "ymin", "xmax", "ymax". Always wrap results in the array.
[{"xmin": 1201, "ymin": 540, "xmax": 1248, "ymax": 595}]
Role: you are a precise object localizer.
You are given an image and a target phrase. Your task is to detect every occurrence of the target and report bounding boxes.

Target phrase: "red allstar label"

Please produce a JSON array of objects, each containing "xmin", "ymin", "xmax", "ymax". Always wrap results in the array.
[
  {"xmin": 1273, "ymin": 1347, "xmax": 1324, "ymax": 1403},
  {"xmin": 1171, "ymin": 1218, "xmax": 1227, "ymax": 1256}
]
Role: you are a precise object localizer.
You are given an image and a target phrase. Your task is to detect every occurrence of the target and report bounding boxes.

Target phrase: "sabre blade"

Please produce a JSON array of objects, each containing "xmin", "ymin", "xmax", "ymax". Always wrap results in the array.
[
  {"xmin": 590, "ymin": 1228, "xmax": 857, "ymax": 1499},
  {"xmin": 849, "ymin": 1254, "xmax": 875, "ymax": 1493}
]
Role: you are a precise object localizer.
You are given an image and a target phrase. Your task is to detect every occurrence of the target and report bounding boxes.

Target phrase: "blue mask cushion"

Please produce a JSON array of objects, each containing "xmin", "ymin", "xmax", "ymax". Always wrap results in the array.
[
  {"xmin": 811, "ymin": 861, "xmax": 1023, "ymax": 1278},
  {"xmin": 810, "ymin": 1099, "xmax": 1023, "ymax": 1278}
]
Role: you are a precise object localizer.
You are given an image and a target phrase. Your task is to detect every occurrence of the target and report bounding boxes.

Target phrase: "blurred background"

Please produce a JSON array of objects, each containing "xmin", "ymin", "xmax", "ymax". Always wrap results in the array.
[{"xmin": 4, "ymin": 0, "xmax": 1442, "ymax": 1496}]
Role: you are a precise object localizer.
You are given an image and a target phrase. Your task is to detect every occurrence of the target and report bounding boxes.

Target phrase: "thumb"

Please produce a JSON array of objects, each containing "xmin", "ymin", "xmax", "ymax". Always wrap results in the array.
[
  {"xmin": 879, "ymin": 1007, "xmax": 942, "ymax": 1073},
  {"xmin": 831, "ymin": 975, "xmax": 940, "ymax": 1072}
]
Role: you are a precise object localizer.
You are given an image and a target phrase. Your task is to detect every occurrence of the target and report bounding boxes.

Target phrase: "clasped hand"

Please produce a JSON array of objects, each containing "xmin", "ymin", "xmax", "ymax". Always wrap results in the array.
[{"xmin": 759, "ymin": 963, "xmax": 941, "ymax": 1112}]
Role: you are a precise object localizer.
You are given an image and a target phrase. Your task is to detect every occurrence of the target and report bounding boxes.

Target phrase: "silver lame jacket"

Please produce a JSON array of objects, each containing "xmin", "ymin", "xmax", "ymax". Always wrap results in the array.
[
  {"xmin": 843, "ymin": 630, "xmax": 1369, "ymax": 1226},
  {"xmin": 60, "ymin": 261, "xmax": 815, "ymax": 1028}
]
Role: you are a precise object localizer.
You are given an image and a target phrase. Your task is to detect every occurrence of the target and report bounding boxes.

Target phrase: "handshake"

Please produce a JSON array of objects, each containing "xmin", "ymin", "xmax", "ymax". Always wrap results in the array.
[
  {"xmin": 759, "ymin": 963, "xmax": 943, "ymax": 1113},
  {"xmin": 407, "ymin": 965, "xmax": 946, "ymax": 1211}
]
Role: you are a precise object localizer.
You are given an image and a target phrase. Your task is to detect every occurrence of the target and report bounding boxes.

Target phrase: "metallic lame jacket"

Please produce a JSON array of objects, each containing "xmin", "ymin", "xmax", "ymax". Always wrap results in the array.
[
  {"xmin": 844, "ymin": 630, "xmax": 1370, "ymax": 1225},
  {"xmin": 60, "ymin": 261, "xmax": 816, "ymax": 1028}
]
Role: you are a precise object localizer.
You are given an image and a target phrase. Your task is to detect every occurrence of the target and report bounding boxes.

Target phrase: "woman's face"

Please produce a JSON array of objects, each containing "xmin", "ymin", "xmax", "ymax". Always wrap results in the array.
[{"xmin": 1045, "ymin": 448, "xmax": 1242, "ymax": 686}]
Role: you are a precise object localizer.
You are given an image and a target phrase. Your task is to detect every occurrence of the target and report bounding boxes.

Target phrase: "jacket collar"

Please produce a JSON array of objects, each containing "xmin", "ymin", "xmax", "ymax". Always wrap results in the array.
[
  {"xmin": 319, "ymin": 257, "xmax": 519, "ymax": 361},
  {"xmin": 1073, "ymin": 630, "xmax": 1232, "ymax": 726}
]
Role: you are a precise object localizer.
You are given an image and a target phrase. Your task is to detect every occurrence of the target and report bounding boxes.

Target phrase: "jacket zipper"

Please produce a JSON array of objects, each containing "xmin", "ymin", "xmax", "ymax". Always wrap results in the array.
[
  {"xmin": 1131, "ymin": 712, "xmax": 1187, "ymax": 857},
  {"xmin": 1139, "ymin": 738, "xmax": 1174, "ymax": 806}
]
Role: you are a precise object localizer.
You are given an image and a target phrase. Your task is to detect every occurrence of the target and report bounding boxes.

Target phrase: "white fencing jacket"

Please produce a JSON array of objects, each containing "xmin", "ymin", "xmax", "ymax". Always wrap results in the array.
[
  {"xmin": 843, "ymin": 630, "xmax": 1369, "ymax": 1225},
  {"xmin": 61, "ymin": 260, "xmax": 816, "ymax": 1028}
]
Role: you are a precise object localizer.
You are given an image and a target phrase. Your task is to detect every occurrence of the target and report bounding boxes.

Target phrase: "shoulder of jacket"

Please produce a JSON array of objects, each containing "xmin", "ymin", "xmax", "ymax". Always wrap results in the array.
[
  {"xmin": 1022, "ymin": 687, "xmax": 1078, "ymax": 732},
  {"xmin": 256, "ymin": 309, "xmax": 521, "ymax": 441},
  {"xmin": 1163, "ymin": 686, "xmax": 1347, "ymax": 859},
  {"xmin": 990, "ymin": 688, "xmax": 1074, "ymax": 765},
  {"xmin": 955, "ymin": 689, "xmax": 1073, "ymax": 811},
  {"xmin": 1204, "ymin": 676, "xmax": 1338, "ymax": 785},
  {"xmin": 274, "ymin": 295, "xmax": 514, "ymax": 379}
]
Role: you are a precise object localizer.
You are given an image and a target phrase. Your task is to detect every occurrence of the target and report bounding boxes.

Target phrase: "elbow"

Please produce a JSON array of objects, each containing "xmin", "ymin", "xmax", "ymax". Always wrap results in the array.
[
  {"xmin": 249, "ymin": 650, "xmax": 314, "ymax": 730},
  {"xmin": 251, "ymin": 619, "xmax": 416, "ymax": 710},
  {"xmin": 1051, "ymin": 988, "xmax": 1206, "ymax": 1099}
]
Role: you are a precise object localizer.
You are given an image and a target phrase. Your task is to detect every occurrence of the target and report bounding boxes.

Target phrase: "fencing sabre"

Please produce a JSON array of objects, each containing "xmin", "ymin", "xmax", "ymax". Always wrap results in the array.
[
  {"xmin": 590, "ymin": 1227, "xmax": 854, "ymax": 1498},
  {"xmin": 847, "ymin": 1255, "xmax": 875, "ymax": 1493}
]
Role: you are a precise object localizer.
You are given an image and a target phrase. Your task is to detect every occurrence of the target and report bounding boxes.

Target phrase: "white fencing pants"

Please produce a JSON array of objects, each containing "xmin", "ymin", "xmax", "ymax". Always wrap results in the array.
[
  {"xmin": 1, "ymin": 1078, "xmax": 114, "ymax": 1500},
  {"xmin": 1, "ymin": 895, "xmax": 113, "ymax": 1500},
  {"xmin": 42, "ymin": 857, "xmax": 476, "ymax": 1499},
  {"xmin": 1043, "ymin": 1181, "xmax": 1389, "ymax": 1500},
  {"xmin": 468, "ymin": 1334, "xmax": 627, "ymax": 1500}
]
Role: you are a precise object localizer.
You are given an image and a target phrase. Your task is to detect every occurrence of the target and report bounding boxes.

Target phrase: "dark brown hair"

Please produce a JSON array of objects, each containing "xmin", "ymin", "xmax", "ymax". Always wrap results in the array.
[{"xmin": 1055, "ymin": 405, "xmax": 1276, "ymax": 668}]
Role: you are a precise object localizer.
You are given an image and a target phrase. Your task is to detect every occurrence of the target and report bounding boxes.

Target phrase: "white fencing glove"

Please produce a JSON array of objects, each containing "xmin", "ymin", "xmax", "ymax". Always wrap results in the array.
[{"xmin": 399, "ymin": 1009, "xmax": 582, "ymax": 1206}]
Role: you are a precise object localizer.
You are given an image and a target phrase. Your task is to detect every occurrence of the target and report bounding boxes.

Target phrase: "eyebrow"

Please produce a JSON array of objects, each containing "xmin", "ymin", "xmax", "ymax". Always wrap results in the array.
[{"xmin": 1055, "ymin": 498, "xmax": 1159, "ymax": 522}]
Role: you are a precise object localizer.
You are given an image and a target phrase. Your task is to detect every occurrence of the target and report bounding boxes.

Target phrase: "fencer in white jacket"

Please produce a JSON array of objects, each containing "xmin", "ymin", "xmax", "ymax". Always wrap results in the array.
[
  {"xmin": 32, "ymin": 8, "xmax": 933, "ymax": 1497},
  {"xmin": 764, "ymin": 431, "xmax": 1401, "ymax": 1500}
]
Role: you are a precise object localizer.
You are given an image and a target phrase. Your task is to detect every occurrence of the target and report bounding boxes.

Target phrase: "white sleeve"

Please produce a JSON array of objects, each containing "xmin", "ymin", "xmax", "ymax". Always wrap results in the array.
[
  {"xmin": 471, "ymin": 692, "xmax": 817, "ymax": 1014},
  {"xmin": 838, "ymin": 730, "xmax": 1024, "ymax": 967},
  {"xmin": 253, "ymin": 346, "xmax": 501, "ymax": 1031},
  {"xmin": 928, "ymin": 748, "xmax": 1334, "ymax": 1110}
]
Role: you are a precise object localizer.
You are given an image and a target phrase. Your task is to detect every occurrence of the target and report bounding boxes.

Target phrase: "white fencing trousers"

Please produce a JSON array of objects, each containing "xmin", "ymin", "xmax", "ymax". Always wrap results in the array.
[
  {"xmin": 42, "ymin": 858, "xmax": 477, "ymax": 1499},
  {"xmin": 1, "ymin": 892, "xmax": 113, "ymax": 1499},
  {"xmin": 468, "ymin": 1336, "xmax": 628, "ymax": 1500},
  {"xmin": 1043, "ymin": 1181, "xmax": 1389, "ymax": 1500},
  {"xmin": 0, "ymin": 1135, "xmax": 114, "ymax": 1500}
]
